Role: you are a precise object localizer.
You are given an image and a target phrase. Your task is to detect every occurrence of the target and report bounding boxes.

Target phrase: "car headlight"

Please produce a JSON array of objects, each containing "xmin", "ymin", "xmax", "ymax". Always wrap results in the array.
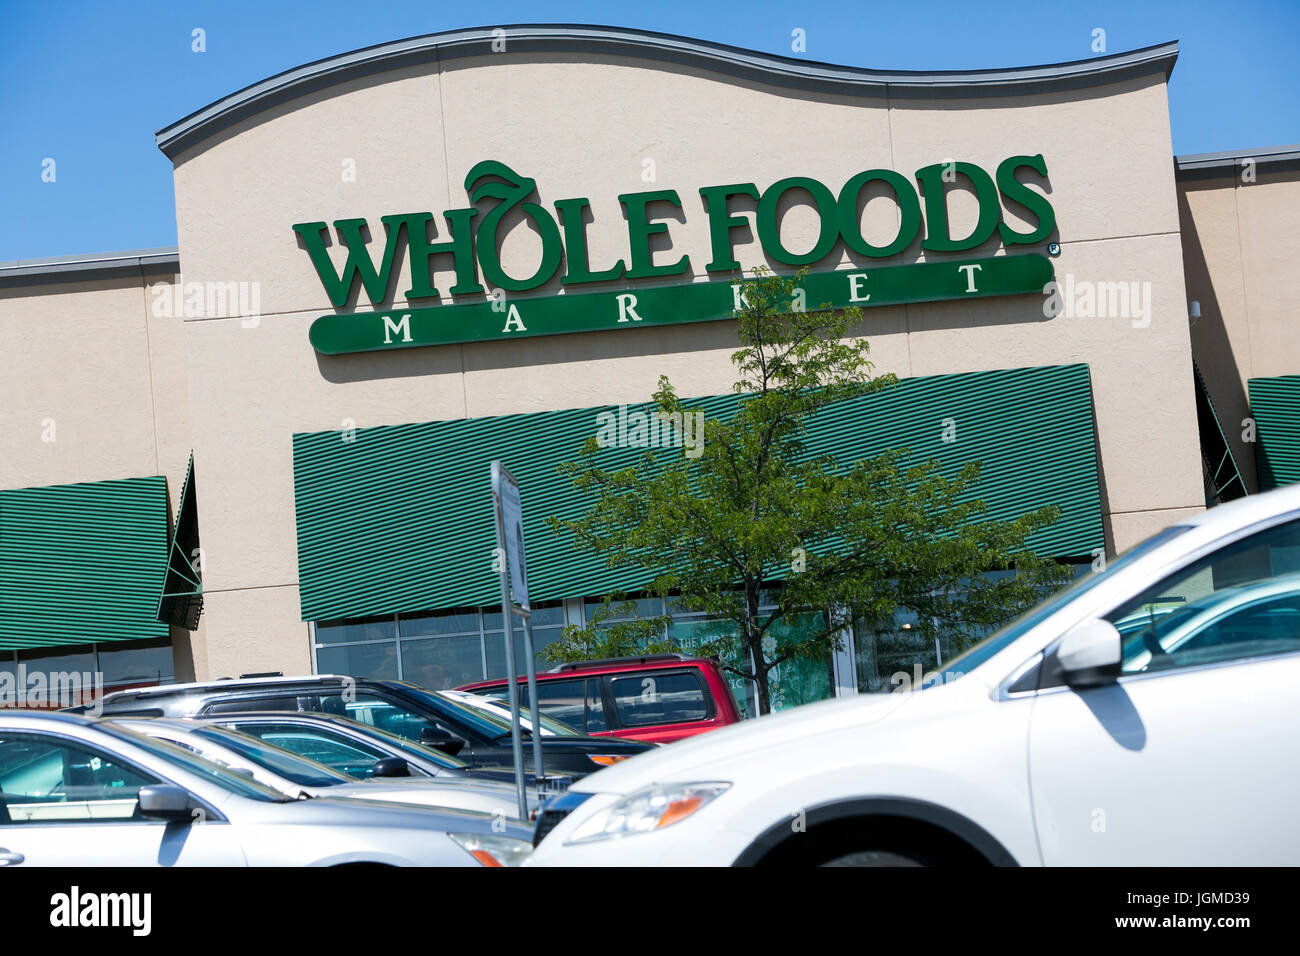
[
  {"xmin": 448, "ymin": 832, "xmax": 533, "ymax": 867},
  {"xmin": 565, "ymin": 782, "xmax": 731, "ymax": 845}
]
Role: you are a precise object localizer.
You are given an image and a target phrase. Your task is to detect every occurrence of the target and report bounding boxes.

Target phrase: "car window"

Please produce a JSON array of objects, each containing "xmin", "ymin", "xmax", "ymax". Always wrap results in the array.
[
  {"xmin": 610, "ymin": 672, "xmax": 708, "ymax": 726},
  {"xmin": 224, "ymin": 724, "xmax": 384, "ymax": 779},
  {"xmin": 529, "ymin": 680, "xmax": 586, "ymax": 730},
  {"xmin": 0, "ymin": 734, "xmax": 158, "ymax": 824},
  {"xmin": 205, "ymin": 695, "xmax": 310, "ymax": 714},
  {"xmin": 1107, "ymin": 517, "xmax": 1300, "ymax": 675},
  {"xmin": 484, "ymin": 679, "xmax": 605, "ymax": 733},
  {"xmin": 305, "ymin": 718, "xmax": 466, "ymax": 772},
  {"xmin": 585, "ymin": 679, "xmax": 608, "ymax": 733},
  {"xmin": 445, "ymin": 690, "xmax": 582, "ymax": 736},
  {"xmin": 191, "ymin": 727, "xmax": 353, "ymax": 787},
  {"xmin": 315, "ymin": 692, "xmax": 445, "ymax": 742}
]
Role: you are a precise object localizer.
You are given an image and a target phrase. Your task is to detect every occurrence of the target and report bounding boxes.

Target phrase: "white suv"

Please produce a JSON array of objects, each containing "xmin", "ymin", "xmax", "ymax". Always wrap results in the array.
[{"xmin": 527, "ymin": 484, "xmax": 1300, "ymax": 866}]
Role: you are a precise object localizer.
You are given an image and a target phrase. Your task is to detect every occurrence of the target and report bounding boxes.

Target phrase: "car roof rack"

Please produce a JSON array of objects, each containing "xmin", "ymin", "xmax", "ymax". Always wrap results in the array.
[
  {"xmin": 549, "ymin": 654, "xmax": 689, "ymax": 673},
  {"xmin": 99, "ymin": 673, "xmax": 352, "ymax": 699}
]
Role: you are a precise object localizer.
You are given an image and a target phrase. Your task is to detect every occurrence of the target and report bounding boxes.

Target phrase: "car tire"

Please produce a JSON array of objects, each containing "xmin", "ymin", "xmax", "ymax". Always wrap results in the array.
[{"xmin": 819, "ymin": 850, "xmax": 926, "ymax": 867}]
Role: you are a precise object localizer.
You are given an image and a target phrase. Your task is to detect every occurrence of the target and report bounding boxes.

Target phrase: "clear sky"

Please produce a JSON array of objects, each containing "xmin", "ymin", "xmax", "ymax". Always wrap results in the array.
[{"xmin": 1, "ymin": 0, "xmax": 1296, "ymax": 260}]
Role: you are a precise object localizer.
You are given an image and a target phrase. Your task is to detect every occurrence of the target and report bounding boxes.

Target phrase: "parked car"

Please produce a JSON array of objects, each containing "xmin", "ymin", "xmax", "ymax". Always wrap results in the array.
[
  {"xmin": 438, "ymin": 689, "xmax": 587, "ymax": 735},
  {"xmin": 112, "ymin": 717, "xmax": 542, "ymax": 817},
  {"xmin": 84, "ymin": 676, "xmax": 654, "ymax": 777},
  {"xmin": 0, "ymin": 712, "xmax": 533, "ymax": 866},
  {"xmin": 196, "ymin": 710, "xmax": 568, "ymax": 798},
  {"xmin": 457, "ymin": 654, "xmax": 744, "ymax": 743},
  {"xmin": 527, "ymin": 484, "xmax": 1300, "ymax": 865}
]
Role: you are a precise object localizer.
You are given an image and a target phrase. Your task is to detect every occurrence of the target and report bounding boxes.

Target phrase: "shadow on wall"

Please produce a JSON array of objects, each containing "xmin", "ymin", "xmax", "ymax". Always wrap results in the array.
[{"xmin": 1176, "ymin": 173, "xmax": 1257, "ymax": 493}]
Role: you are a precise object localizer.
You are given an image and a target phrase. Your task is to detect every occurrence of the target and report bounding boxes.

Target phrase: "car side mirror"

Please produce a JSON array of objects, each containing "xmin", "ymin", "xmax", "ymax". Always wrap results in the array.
[
  {"xmin": 1056, "ymin": 618, "xmax": 1123, "ymax": 688},
  {"xmin": 371, "ymin": 757, "xmax": 411, "ymax": 778},
  {"xmin": 420, "ymin": 727, "xmax": 465, "ymax": 756},
  {"xmin": 136, "ymin": 784, "xmax": 194, "ymax": 822}
]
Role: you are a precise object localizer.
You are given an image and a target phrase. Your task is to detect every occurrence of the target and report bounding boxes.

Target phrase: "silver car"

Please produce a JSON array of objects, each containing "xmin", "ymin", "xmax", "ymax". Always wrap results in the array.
[
  {"xmin": 112, "ymin": 717, "xmax": 540, "ymax": 818},
  {"xmin": 0, "ymin": 712, "xmax": 532, "ymax": 866}
]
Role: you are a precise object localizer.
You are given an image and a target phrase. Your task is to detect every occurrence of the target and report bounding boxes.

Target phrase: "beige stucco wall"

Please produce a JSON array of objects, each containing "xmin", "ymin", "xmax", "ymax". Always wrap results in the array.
[
  {"xmin": 1178, "ymin": 166, "xmax": 1300, "ymax": 493},
  {"xmin": 151, "ymin": 51, "xmax": 1202, "ymax": 675},
  {"xmin": 0, "ymin": 272, "xmax": 197, "ymax": 674}
]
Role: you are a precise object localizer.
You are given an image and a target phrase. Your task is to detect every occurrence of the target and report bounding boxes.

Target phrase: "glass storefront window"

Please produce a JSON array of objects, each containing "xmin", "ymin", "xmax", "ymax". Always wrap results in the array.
[
  {"xmin": 583, "ymin": 596, "xmax": 664, "ymax": 625},
  {"xmin": 97, "ymin": 639, "xmax": 174, "ymax": 686},
  {"xmin": 315, "ymin": 617, "xmax": 397, "ymax": 645},
  {"xmin": 484, "ymin": 602, "xmax": 563, "ymax": 631},
  {"xmin": 16, "ymin": 646, "xmax": 96, "ymax": 673},
  {"xmin": 484, "ymin": 621, "xmax": 563, "ymax": 681},
  {"xmin": 316, "ymin": 641, "xmax": 398, "ymax": 679},
  {"xmin": 400, "ymin": 610, "xmax": 479, "ymax": 637},
  {"xmin": 401, "ymin": 634, "xmax": 483, "ymax": 690},
  {"xmin": 311, "ymin": 602, "xmax": 565, "ymax": 689}
]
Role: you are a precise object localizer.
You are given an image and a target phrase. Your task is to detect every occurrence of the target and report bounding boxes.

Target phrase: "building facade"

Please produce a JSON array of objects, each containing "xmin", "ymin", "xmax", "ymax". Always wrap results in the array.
[{"xmin": 1, "ymin": 26, "xmax": 1296, "ymax": 711}]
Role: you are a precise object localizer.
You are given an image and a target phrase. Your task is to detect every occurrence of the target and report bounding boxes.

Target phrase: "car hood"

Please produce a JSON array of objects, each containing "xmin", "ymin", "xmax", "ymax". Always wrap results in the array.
[
  {"xmin": 511, "ymin": 735, "xmax": 651, "ymax": 752},
  {"xmin": 244, "ymin": 793, "xmax": 534, "ymax": 841},
  {"xmin": 569, "ymin": 691, "xmax": 914, "ymax": 795},
  {"xmin": 326, "ymin": 777, "xmax": 542, "ymax": 811}
]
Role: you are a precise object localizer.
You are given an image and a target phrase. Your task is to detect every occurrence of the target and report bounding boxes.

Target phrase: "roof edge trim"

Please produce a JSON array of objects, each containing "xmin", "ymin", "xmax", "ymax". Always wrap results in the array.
[
  {"xmin": 155, "ymin": 24, "xmax": 1179, "ymax": 160},
  {"xmin": 1175, "ymin": 144, "xmax": 1300, "ymax": 177},
  {"xmin": 0, "ymin": 248, "xmax": 180, "ymax": 289}
]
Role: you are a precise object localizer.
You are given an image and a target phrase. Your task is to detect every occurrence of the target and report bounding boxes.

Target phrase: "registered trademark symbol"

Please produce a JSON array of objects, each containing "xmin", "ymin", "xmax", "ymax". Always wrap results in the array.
[{"xmin": 1047, "ymin": 241, "xmax": 1061, "ymax": 257}]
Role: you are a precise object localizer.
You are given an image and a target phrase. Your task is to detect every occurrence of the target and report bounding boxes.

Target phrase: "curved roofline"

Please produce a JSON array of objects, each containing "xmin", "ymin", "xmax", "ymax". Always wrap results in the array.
[{"xmin": 155, "ymin": 23, "xmax": 1179, "ymax": 160}]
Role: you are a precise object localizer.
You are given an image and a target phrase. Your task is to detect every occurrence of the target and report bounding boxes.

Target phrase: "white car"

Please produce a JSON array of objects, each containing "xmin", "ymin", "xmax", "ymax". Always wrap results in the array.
[
  {"xmin": 527, "ymin": 484, "xmax": 1300, "ymax": 866},
  {"xmin": 111, "ymin": 717, "xmax": 540, "ymax": 818},
  {"xmin": 0, "ymin": 712, "xmax": 533, "ymax": 866}
]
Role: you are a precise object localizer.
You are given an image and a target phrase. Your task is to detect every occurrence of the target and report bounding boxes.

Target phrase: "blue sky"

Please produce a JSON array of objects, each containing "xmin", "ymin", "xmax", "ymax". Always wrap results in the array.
[{"xmin": 1, "ymin": 0, "xmax": 1296, "ymax": 260}]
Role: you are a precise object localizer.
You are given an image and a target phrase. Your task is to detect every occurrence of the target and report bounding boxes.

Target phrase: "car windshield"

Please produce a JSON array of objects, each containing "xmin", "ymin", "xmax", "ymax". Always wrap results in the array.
[
  {"xmin": 439, "ymin": 690, "xmax": 580, "ymax": 736},
  {"xmin": 397, "ymin": 686, "xmax": 579, "ymax": 739},
  {"xmin": 99, "ymin": 723, "xmax": 290, "ymax": 802},
  {"xmin": 191, "ymin": 726, "xmax": 353, "ymax": 787},
  {"xmin": 935, "ymin": 525, "xmax": 1194, "ymax": 685}
]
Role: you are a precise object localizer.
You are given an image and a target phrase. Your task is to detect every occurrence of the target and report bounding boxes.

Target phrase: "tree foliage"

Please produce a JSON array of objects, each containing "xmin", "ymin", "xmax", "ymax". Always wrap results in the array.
[{"xmin": 546, "ymin": 268, "xmax": 1070, "ymax": 714}]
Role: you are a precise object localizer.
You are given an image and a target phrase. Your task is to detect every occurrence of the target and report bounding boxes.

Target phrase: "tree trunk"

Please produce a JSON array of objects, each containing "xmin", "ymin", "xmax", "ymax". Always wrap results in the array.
[
  {"xmin": 754, "ymin": 668, "xmax": 772, "ymax": 715},
  {"xmin": 748, "ymin": 631, "xmax": 771, "ymax": 716},
  {"xmin": 743, "ymin": 586, "xmax": 771, "ymax": 716}
]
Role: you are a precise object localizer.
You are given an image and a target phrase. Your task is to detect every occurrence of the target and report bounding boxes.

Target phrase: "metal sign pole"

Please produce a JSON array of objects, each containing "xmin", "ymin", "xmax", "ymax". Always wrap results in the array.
[
  {"xmin": 492, "ymin": 471, "xmax": 528, "ymax": 821},
  {"xmin": 522, "ymin": 611, "xmax": 545, "ymax": 784}
]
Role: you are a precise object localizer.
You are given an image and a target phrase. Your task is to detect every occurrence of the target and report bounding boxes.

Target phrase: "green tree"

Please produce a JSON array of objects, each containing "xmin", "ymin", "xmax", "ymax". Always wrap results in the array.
[{"xmin": 546, "ymin": 268, "xmax": 1070, "ymax": 715}]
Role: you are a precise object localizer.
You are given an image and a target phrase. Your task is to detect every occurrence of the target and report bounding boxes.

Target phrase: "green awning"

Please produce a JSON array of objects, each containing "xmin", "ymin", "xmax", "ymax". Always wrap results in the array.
[
  {"xmin": 156, "ymin": 453, "xmax": 202, "ymax": 630},
  {"xmin": 293, "ymin": 364, "xmax": 1104, "ymax": 622},
  {"xmin": 0, "ymin": 476, "xmax": 171, "ymax": 649},
  {"xmin": 1249, "ymin": 374, "xmax": 1300, "ymax": 490}
]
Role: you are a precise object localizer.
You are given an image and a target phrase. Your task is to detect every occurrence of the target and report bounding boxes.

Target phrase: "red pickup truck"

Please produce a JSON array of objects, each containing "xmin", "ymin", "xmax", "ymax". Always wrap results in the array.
[{"xmin": 457, "ymin": 654, "xmax": 743, "ymax": 745}]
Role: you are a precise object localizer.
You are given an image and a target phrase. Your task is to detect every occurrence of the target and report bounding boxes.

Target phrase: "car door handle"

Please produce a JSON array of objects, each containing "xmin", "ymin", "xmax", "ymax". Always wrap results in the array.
[{"xmin": 0, "ymin": 848, "xmax": 25, "ymax": 866}]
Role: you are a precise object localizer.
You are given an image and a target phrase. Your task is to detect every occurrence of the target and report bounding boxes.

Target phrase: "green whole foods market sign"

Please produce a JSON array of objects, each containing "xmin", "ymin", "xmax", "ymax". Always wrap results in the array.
[{"xmin": 296, "ymin": 156, "xmax": 1056, "ymax": 355}]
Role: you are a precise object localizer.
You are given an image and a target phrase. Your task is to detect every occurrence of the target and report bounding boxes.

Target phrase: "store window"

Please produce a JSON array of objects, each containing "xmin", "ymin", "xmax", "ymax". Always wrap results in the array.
[
  {"xmin": 311, "ymin": 602, "xmax": 565, "ymax": 690},
  {"xmin": 0, "ymin": 639, "xmax": 174, "ymax": 708}
]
